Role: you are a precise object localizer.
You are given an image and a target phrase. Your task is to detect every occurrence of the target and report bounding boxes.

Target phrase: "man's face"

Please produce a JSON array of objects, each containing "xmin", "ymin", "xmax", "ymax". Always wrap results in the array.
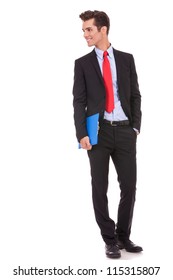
[{"xmin": 82, "ymin": 18, "xmax": 103, "ymax": 47}]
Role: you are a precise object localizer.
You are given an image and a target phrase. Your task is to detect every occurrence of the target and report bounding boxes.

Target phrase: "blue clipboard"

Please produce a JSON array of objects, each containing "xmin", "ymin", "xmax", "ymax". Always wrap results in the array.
[{"xmin": 78, "ymin": 113, "xmax": 99, "ymax": 148}]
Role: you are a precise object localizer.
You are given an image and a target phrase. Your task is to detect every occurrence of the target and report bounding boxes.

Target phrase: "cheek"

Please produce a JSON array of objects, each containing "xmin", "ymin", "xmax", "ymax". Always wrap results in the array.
[{"xmin": 94, "ymin": 33, "xmax": 102, "ymax": 42}]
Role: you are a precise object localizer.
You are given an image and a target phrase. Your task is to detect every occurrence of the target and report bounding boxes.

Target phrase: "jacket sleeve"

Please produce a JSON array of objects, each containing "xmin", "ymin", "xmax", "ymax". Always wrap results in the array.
[
  {"xmin": 130, "ymin": 55, "xmax": 142, "ymax": 132},
  {"xmin": 72, "ymin": 59, "xmax": 88, "ymax": 142}
]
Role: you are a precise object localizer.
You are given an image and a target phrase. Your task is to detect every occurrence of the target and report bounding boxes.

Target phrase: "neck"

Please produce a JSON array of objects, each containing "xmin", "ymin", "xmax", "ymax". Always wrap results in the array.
[{"xmin": 95, "ymin": 40, "xmax": 111, "ymax": 51}]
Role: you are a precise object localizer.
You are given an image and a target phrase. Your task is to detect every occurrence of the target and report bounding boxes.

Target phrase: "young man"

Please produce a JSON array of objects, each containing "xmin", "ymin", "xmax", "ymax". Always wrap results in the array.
[{"xmin": 73, "ymin": 10, "xmax": 142, "ymax": 258}]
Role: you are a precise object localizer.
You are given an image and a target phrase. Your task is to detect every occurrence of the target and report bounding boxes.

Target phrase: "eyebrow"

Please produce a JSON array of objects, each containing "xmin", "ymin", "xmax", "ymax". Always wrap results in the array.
[{"xmin": 82, "ymin": 26, "xmax": 93, "ymax": 32}]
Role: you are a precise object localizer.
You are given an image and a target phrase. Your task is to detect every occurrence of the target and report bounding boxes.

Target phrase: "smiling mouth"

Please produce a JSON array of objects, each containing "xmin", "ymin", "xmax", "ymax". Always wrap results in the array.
[{"xmin": 86, "ymin": 38, "xmax": 92, "ymax": 42}]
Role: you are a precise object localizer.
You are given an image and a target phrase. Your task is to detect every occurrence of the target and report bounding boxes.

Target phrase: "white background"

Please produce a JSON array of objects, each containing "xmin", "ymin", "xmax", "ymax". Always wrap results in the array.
[{"xmin": 0, "ymin": 0, "xmax": 173, "ymax": 279}]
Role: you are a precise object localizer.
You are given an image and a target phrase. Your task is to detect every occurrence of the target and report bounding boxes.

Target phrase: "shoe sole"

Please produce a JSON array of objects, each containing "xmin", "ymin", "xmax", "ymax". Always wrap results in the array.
[
  {"xmin": 117, "ymin": 244, "xmax": 143, "ymax": 253},
  {"xmin": 125, "ymin": 248, "xmax": 143, "ymax": 253},
  {"xmin": 106, "ymin": 253, "xmax": 121, "ymax": 259}
]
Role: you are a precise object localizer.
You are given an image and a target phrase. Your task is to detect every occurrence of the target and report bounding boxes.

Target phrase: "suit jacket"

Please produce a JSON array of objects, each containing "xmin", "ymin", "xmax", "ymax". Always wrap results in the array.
[{"xmin": 73, "ymin": 48, "xmax": 141, "ymax": 142}]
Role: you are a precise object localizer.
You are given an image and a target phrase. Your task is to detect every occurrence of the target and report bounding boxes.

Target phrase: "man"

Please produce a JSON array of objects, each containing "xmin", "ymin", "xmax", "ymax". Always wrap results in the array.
[{"xmin": 72, "ymin": 10, "xmax": 142, "ymax": 258}]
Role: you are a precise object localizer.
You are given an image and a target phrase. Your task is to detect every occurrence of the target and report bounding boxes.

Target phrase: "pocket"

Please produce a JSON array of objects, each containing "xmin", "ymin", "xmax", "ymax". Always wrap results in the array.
[{"xmin": 125, "ymin": 126, "xmax": 137, "ymax": 137}]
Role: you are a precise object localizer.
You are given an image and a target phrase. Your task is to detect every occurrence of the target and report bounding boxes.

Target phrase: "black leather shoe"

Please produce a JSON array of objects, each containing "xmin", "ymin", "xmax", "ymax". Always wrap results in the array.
[
  {"xmin": 117, "ymin": 239, "xmax": 143, "ymax": 253},
  {"xmin": 105, "ymin": 244, "xmax": 121, "ymax": 258}
]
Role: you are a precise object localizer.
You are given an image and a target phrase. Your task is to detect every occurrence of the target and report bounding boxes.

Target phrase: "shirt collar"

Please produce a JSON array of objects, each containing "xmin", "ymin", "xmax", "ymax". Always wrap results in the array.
[{"xmin": 95, "ymin": 44, "xmax": 113, "ymax": 60}]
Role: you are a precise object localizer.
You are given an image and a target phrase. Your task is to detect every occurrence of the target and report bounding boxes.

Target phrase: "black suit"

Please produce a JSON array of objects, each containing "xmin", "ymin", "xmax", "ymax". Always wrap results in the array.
[
  {"xmin": 73, "ymin": 48, "xmax": 141, "ymax": 244},
  {"xmin": 73, "ymin": 48, "xmax": 141, "ymax": 141}
]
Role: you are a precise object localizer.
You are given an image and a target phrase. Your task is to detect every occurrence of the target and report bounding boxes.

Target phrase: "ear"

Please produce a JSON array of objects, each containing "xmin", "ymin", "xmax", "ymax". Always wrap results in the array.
[{"xmin": 101, "ymin": 26, "xmax": 107, "ymax": 34}]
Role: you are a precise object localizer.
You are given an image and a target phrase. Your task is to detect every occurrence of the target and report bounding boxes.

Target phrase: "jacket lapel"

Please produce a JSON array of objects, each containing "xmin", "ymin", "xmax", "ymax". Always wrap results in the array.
[
  {"xmin": 113, "ymin": 48, "xmax": 122, "ymax": 89},
  {"xmin": 89, "ymin": 49, "xmax": 104, "ymax": 83}
]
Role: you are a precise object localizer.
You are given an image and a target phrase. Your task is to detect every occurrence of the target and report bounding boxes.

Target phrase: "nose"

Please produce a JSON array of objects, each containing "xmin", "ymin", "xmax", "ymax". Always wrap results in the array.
[{"xmin": 83, "ymin": 30, "xmax": 88, "ymax": 38}]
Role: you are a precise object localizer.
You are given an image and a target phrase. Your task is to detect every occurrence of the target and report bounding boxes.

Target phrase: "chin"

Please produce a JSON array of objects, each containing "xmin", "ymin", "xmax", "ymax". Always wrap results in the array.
[{"xmin": 87, "ymin": 42, "xmax": 94, "ymax": 47}]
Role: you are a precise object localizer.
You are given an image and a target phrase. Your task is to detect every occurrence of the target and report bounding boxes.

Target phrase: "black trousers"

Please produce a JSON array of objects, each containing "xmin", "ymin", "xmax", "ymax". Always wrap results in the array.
[{"xmin": 87, "ymin": 122, "xmax": 137, "ymax": 245}]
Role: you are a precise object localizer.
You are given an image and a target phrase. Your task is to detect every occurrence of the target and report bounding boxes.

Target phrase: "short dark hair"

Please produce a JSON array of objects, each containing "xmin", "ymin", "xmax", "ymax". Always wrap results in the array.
[{"xmin": 79, "ymin": 10, "xmax": 110, "ymax": 34}]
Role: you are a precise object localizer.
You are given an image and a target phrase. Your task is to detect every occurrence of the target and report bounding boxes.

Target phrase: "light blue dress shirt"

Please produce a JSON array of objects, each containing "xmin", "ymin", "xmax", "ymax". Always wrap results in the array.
[{"xmin": 95, "ymin": 45, "xmax": 128, "ymax": 121}]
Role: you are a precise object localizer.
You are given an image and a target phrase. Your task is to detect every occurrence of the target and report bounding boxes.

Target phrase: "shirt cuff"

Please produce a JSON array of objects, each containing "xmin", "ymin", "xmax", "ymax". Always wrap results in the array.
[{"xmin": 133, "ymin": 128, "xmax": 139, "ymax": 135}]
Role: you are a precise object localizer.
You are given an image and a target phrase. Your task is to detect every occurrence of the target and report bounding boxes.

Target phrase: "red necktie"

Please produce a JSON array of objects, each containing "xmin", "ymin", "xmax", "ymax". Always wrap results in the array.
[{"xmin": 102, "ymin": 51, "xmax": 114, "ymax": 113}]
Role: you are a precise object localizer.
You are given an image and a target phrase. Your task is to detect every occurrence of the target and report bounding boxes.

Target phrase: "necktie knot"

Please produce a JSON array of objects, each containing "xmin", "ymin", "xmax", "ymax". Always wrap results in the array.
[{"xmin": 103, "ymin": 51, "xmax": 108, "ymax": 58}]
